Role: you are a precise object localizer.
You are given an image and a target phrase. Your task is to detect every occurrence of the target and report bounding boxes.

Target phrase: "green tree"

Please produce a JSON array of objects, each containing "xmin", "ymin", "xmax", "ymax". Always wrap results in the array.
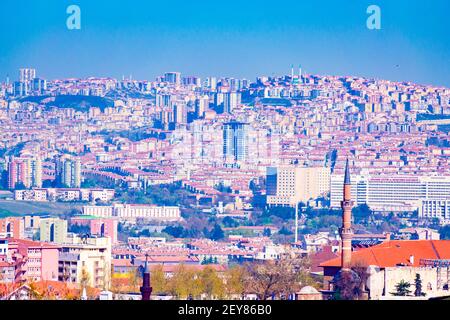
[
  {"xmin": 209, "ymin": 224, "xmax": 225, "ymax": 241},
  {"xmin": 222, "ymin": 217, "xmax": 238, "ymax": 228},
  {"xmin": 162, "ymin": 225, "xmax": 185, "ymax": 238},
  {"xmin": 439, "ymin": 225, "xmax": 450, "ymax": 240},
  {"xmin": 352, "ymin": 204, "xmax": 372, "ymax": 223},
  {"xmin": 414, "ymin": 274, "xmax": 425, "ymax": 297},
  {"xmin": 278, "ymin": 226, "xmax": 293, "ymax": 235},
  {"xmin": 392, "ymin": 280, "xmax": 412, "ymax": 296},
  {"xmin": 263, "ymin": 228, "xmax": 272, "ymax": 237}
]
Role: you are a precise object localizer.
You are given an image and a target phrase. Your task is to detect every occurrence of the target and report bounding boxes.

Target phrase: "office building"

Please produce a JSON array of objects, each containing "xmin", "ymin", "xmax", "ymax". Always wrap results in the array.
[
  {"xmin": 419, "ymin": 200, "xmax": 450, "ymax": 225},
  {"xmin": 330, "ymin": 174, "xmax": 450, "ymax": 212}
]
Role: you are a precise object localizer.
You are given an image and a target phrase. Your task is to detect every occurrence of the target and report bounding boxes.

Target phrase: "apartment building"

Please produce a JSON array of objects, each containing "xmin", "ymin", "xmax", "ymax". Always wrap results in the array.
[
  {"xmin": 58, "ymin": 236, "xmax": 111, "ymax": 289},
  {"xmin": 40, "ymin": 218, "xmax": 68, "ymax": 244},
  {"xmin": 266, "ymin": 165, "xmax": 330, "ymax": 206}
]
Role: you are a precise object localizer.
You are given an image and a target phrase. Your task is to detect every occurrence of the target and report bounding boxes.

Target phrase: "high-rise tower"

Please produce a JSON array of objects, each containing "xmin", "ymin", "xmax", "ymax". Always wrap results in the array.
[
  {"xmin": 223, "ymin": 122, "xmax": 248, "ymax": 163},
  {"xmin": 340, "ymin": 159, "xmax": 354, "ymax": 271}
]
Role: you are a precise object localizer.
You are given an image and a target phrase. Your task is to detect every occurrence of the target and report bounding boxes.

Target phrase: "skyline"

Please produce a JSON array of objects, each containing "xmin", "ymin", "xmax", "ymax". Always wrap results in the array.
[{"xmin": 0, "ymin": 0, "xmax": 449, "ymax": 87}]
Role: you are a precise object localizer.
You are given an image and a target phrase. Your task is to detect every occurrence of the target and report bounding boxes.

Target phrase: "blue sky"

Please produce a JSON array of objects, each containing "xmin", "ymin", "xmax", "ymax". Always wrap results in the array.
[{"xmin": 0, "ymin": 0, "xmax": 449, "ymax": 86}]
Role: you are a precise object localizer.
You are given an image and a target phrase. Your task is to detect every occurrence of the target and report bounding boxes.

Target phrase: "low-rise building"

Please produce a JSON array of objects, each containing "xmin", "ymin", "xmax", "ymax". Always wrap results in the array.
[{"xmin": 82, "ymin": 204, "xmax": 181, "ymax": 222}]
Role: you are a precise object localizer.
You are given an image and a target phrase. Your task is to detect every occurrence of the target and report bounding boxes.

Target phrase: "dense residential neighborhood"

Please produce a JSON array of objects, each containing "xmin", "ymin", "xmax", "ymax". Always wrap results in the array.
[{"xmin": 0, "ymin": 67, "xmax": 449, "ymax": 300}]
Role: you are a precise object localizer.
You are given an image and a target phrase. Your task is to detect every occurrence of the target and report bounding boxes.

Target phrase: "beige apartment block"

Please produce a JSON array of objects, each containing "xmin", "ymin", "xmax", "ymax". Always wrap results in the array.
[{"xmin": 266, "ymin": 165, "xmax": 330, "ymax": 206}]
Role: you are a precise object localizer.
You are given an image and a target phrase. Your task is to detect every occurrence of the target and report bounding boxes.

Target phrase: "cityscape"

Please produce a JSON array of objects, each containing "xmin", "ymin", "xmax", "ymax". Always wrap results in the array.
[
  {"xmin": 0, "ymin": 0, "xmax": 449, "ymax": 305},
  {"xmin": 0, "ymin": 67, "xmax": 449, "ymax": 301}
]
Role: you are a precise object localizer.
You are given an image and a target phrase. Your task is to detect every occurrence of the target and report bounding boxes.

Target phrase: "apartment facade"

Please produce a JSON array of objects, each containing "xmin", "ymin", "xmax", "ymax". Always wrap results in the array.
[
  {"xmin": 266, "ymin": 166, "xmax": 330, "ymax": 206},
  {"xmin": 58, "ymin": 237, "xmax": 111, "ymax": 289},
  {"xmin": 40, "ymin": 218, "xmax": 68, "ymax": 244}
]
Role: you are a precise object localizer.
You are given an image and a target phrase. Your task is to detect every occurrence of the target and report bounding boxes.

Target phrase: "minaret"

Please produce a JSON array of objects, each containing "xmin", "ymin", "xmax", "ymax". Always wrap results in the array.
[
  {"xmin": 340, "ymin": 159, "xmax": 354, "ymax": 271},
  {"xmin": 81, "ymin": 287, "xmax": 87, "ymax": 300},
  {"xmin": 140, "ymin": 253, "xmax": 153, "ymax": 301}
]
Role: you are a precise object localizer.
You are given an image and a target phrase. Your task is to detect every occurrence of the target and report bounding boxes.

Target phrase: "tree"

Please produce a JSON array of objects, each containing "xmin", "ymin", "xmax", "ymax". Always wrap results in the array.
[
  {"xmin": 199, "ymin": 266, "xmax": 225, "ymax": 299},
  {"xmin": 222, "ymin": 217, "xmax": 238, "ymax": 228},
  {"xmin": 439, "ymin": 225, "xmax": 450, "ymax": 240},
  {"xmin": 352, "ymin": 204, "xmax": 372, "ymax": 223},
  {"xmin": 162, "ymin": 225, "xmax": 185, "ymax": 238},
  {"xmin": 68, "ymin": 223, "xmax": 90, "ymax": 235},
  {"xmin": 263, "ymin": 228, "xmax": 272, "ymax": 237},
  {"xmin": 151, "ymin": 265, "xmax": 167, "ymax": 294},
  {"xmin": 392, "ymin": 280, "xmax": 412, "ymax": 296},
  {"xmin": 209, "ymin": 224, "xmax": 225, "ymax": 241},
  {"xmin": 225, "ymin": 266, "xmax": 246, "ymax": 298},
  {"xmin": 243, "ymin": 253, "xmax": 309, "ymax": 300},
  {"xmin": 80, "ymin": 268, "xmax": 91, "ymax": 290},
  {"xmin": 168, "ymin": 265, "xmax": 197, "ymax": 299},
  {"xmin": 278, "ymin": 226, "xmax": 293, "ymax": 235},
  {"xmin": 333, "ymin": 261, "xmax": 369, "ymax": 300},
  {"xmin": 414, "ymin": 274, "xmax": 425, "ymax": 297},
  {"xmin": 14, "ymin": 182, "xmax": 27, "ymax": 190}
]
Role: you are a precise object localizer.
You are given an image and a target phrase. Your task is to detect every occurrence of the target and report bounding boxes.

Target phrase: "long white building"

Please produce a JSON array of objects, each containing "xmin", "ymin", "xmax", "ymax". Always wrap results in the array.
[
  {"xmin": 82, "ymin": 204, "xmax": 181, "ymax": 221},
  {"xmin": 330, "ymin": 174, "xmax": 450, "ymax": 213}
]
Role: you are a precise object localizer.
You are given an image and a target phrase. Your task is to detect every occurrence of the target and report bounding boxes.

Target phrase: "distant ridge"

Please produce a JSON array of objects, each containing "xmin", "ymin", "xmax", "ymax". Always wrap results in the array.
[{"xmin": 19, "ymin": 95, "xmax": 114, "ymax": 112}]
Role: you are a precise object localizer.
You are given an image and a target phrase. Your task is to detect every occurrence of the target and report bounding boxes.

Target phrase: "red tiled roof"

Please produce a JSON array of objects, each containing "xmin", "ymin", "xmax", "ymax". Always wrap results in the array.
[{"xmin": 320, "ymin": 240, "xmax": 450, "ymax": 268}]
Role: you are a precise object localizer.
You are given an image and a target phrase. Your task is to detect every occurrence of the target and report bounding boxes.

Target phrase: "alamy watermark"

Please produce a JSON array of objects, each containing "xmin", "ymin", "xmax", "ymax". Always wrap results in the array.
[
  {"xmin": 66, "ymin": 5, "xmax": 81, "ymax": 30},
  {"xmin": 64, "ymin": 4, "xmax": 380, "ymax": 31},
  {"xmin": 367, "ymin": 5, "xmax": 381, "ymax": 30}
]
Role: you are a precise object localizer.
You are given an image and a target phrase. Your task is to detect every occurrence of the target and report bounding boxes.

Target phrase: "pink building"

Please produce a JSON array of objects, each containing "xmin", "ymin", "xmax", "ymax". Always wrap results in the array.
[
  {"xmin": 0, "ymin": 218, "xmax": 24, "ymax": 239},
  {"xmin": 70, "ymin": 217, "xmax": 118, "ymax": 244},
  {"xmin": 7, "ymin": 238, "xmax": 59, "ymax": 283},
  {"xmin": 90, "ymin": 219, "xmax": 118, "ymax": 244}
]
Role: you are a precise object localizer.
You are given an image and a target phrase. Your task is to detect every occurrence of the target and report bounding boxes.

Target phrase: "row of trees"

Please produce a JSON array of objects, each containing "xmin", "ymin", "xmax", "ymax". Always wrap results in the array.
[
  {"xmin": 392, "ymin": 274, "xmax": 426, "ymax": 297},
  {"xmin": 111, "ymin": 254, "xmax": 320, "ymax": 300}
]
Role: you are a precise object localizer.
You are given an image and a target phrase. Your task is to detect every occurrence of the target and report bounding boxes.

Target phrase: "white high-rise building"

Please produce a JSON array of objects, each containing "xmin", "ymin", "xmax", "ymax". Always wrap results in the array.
[
  {"xmin": 19, "ymin": 68, "xmax": 36, "ymax": 83},
  {"xmin": 223, "ymin": 92, "xmax": 241, "ymax": 113}
]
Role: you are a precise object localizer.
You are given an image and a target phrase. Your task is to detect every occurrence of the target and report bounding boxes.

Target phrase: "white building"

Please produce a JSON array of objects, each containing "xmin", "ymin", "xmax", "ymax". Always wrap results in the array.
[
  {"xmin": 82, "ymin": 204, "xmax": 181, "ymax": 222},
  {"xmin": 331, "ymin": 174, "xmax": 450, "ymax": 212},
  {"xmin": 419, "ymin": 200, "xmax": 450, "ymax": 225},
  {"xmin": 267, "ymin": 166, "xmax": 330, "ymax": 206}
]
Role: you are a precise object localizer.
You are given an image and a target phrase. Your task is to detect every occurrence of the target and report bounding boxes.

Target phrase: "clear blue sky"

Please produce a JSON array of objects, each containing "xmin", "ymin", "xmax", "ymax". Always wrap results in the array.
[{"xmin": 0, "ymin": 0, "xmax": 449, "ymax": 86}]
